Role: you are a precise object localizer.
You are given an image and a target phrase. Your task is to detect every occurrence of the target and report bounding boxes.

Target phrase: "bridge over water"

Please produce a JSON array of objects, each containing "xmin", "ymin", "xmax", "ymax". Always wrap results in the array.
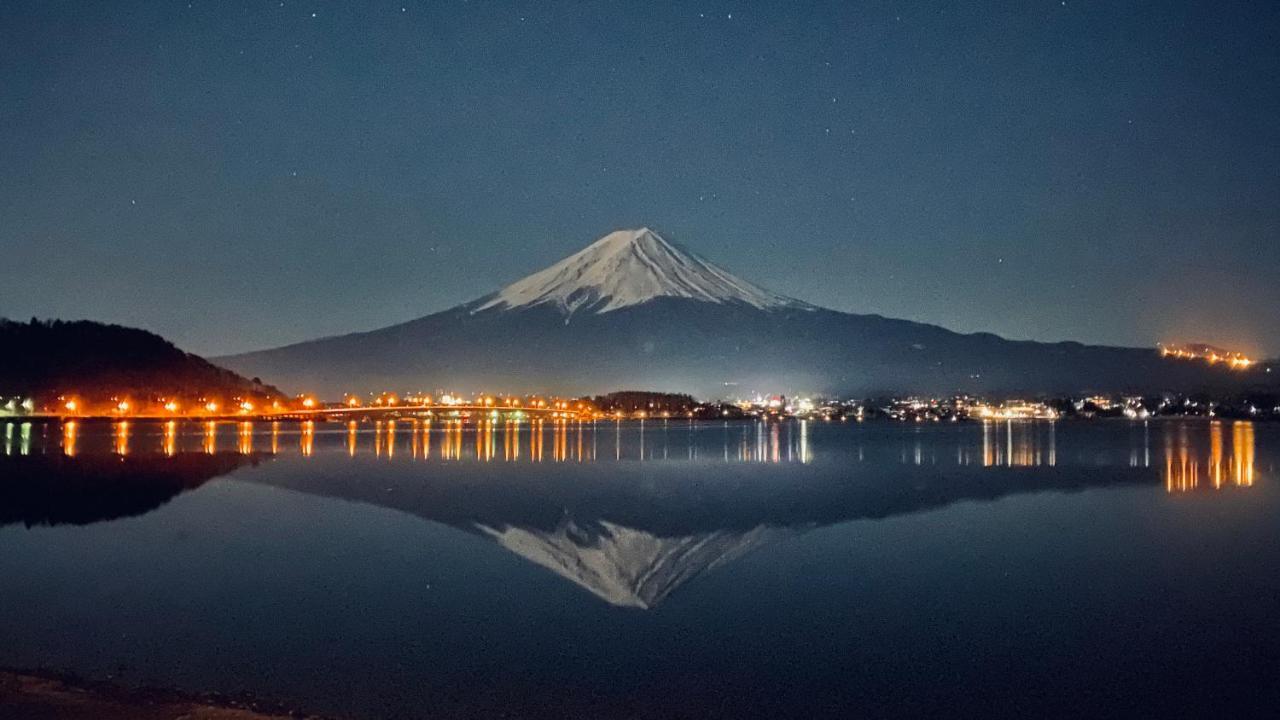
[{"xmin": 24, "ymin": 403, "xmax": 591, "ymax": 422}]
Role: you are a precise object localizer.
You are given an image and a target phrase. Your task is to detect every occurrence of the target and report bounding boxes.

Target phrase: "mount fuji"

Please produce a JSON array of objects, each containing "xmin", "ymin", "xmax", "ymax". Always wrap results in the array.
[
  {"xmin": 217, "ymin": 227, "xmax": 1270, "ymax": 397},
  {"xmin": 472, "ymin": 228, "xmax": 809, "ymax": 317}
]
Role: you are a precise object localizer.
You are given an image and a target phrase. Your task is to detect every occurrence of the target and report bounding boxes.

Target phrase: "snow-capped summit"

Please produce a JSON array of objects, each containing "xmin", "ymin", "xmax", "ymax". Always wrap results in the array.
[{"xmin": 474, "ymin": 227, "xmax": 806, "ymax": 317}]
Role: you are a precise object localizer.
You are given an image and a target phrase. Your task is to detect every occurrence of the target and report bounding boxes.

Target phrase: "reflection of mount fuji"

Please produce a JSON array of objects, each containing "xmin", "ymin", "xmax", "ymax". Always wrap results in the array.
[
  {"xmin": 246, "ymin": 460, "xmax": 1158, "ymax": 608},
  {"xmin": 477, "ymin": 519, "xmax": 786, "ymax": 608}
]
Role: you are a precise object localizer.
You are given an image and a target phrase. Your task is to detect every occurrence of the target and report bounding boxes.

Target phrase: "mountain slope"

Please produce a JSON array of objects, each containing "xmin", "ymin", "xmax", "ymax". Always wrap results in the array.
[{"xmin": 216, "ymin": 228, "xmax": 1274, "ymax": 397}]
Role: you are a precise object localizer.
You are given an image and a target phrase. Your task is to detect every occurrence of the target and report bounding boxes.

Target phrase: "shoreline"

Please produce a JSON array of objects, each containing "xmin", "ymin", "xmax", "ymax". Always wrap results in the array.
[{"xmin": 0, "ymin": 669, "xmax": 335, "ymax": 720}]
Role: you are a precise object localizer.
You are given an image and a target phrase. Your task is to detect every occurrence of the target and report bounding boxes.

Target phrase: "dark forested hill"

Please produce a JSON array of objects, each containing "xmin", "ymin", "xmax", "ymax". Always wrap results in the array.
[{"xmin": 0, "ymin": 318, "xmax": 280, "ymax": 407}]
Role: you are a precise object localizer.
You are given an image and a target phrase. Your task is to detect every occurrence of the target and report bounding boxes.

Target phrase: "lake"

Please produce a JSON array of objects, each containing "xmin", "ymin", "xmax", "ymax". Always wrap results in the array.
[{"xmin": 1, "ymin": 418, "xmax": 1277, "ymax": 718}]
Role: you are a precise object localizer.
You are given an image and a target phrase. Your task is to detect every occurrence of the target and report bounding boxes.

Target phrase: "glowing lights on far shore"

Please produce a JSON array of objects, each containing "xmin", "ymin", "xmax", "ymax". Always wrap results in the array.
[
  {"xmin": 1159, "ymin": 343, "xmax": 1254, "ymax": 369},
  {"xmin": 974, "ymin": 402, "xmax": 1059, "ymax": 421}
]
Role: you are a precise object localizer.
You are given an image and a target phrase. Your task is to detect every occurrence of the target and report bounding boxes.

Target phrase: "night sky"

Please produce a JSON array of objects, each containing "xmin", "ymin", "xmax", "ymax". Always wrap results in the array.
[{"xmin": 2, "ymin": 1, "xmax": 1277, "ymax": 357}]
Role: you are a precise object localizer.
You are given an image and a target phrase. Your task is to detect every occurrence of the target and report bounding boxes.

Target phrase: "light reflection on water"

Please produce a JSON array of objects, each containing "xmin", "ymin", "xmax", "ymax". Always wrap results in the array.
[
  {"xmin": 7, "ymin": 417, "xmax": 1269, "ymax": 502},
  {"xmin": 62, "ymin": 421, "xmax": 77, "ymax": 457},
  {"xmin": 8, "ymin": 417, "xmax": 826, "ymax": 465},
  {"xmin": 4, "ymin": 418, "xmax": 1267, "ymax": 488},
  {"xmin": 1164, "ymin": 420, "xmax": 1255, "ymax": 492},
  {"xmin": 4, "ymin": 421, "xmax": 33, "ymax": 456},
  {"xmin": 162, "ymin": 420, "xmax": 177, "ymax": 457},
  {"xmin": 980, "ymin": 418, "xmax": 1056, "ymax": 467}
]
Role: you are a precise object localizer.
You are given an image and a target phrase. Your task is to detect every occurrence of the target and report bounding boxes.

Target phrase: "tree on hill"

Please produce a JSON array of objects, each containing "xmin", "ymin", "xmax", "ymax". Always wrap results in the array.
[{"xmin": 590, "ymin": 391, "xmax": 698, "ymax": 414}]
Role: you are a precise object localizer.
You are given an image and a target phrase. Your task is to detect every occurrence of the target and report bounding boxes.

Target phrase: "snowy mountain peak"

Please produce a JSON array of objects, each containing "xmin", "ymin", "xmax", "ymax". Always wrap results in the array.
[{"xmin": 474, "ymin": 227, "xmax": 807, "ymax": 317}]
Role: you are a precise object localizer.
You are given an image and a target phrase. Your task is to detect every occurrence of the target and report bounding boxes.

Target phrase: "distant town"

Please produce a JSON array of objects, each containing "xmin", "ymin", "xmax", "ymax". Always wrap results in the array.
[{"xmin": 4, "ymin": 387, "xmax": 1279, "ymax": 424}]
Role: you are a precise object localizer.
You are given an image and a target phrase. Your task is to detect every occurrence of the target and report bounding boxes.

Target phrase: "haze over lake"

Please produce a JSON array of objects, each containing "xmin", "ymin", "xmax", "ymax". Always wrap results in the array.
[{"xmin": 2, "ymin": 418, "xmax": 1277, "ymax": 718}]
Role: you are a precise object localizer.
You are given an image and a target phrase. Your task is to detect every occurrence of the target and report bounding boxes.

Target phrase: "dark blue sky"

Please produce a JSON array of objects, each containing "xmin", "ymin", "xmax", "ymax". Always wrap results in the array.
[{"xmin": 2, "ymin": 1, "xmax": 1277, "ymax": 356}]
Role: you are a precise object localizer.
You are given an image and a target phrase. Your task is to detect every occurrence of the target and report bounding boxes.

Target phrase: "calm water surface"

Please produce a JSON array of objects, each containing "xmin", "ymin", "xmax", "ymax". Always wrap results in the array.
[{"xmin": 1, "ymin": 418, "xmax": 1277, "ymax": 718}]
